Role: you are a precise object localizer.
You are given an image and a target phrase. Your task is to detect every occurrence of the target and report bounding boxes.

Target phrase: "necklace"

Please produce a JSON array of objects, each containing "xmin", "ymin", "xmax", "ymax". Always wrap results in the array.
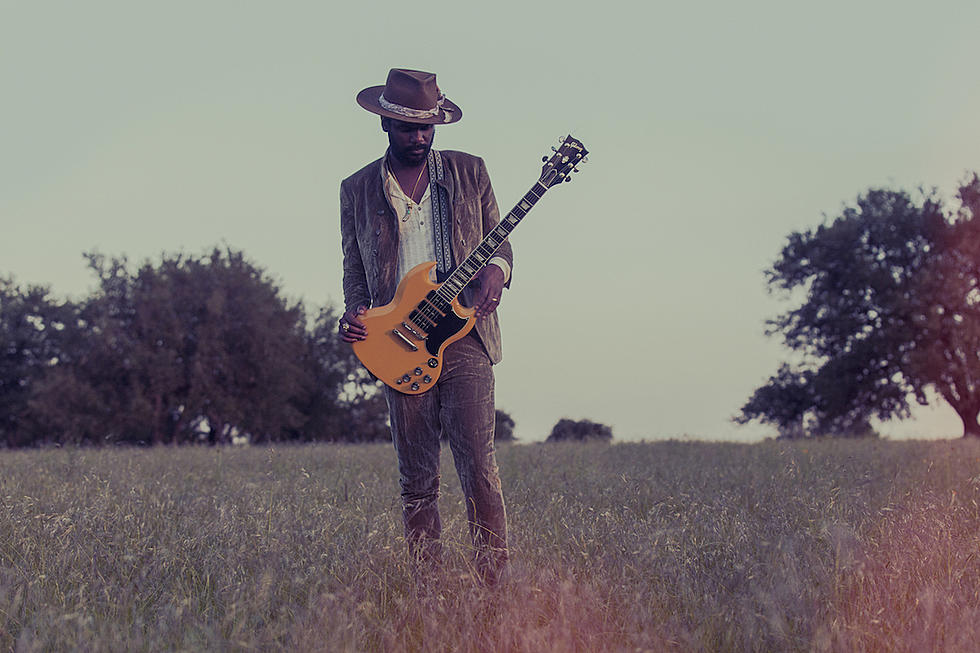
[
  {"xmin": 409, "ymin": 164, "xmax": 426, "ymax": 200},
  {"xmin": 401, "ymin": 164, "xmax": 427, "ymax": 222}
]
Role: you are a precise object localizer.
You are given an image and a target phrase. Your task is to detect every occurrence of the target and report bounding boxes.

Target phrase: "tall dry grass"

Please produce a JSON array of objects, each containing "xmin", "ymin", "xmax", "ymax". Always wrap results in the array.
[{"xmin": 1, "ymin": 438, "xmax": 978, "ymax": 652}]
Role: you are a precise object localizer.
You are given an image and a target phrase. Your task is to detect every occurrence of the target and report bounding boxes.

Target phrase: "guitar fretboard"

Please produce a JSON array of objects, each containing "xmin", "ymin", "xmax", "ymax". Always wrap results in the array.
[{"xmin": 429, "ymin": 181, "xmax": 550, "ymax": 311}]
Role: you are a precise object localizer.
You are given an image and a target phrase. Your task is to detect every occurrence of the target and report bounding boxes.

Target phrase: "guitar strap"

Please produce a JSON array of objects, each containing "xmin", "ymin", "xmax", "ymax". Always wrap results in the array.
[{"xmin": 427, "ymin": 149, "xmax": 454, "ymax": 283}]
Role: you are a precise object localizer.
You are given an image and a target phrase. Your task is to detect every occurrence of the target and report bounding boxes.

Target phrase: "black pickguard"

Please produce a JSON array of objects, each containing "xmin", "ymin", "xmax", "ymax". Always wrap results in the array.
[{"xmin": 425, "ymin": 310, "xmax": 470, "ymax": 356}]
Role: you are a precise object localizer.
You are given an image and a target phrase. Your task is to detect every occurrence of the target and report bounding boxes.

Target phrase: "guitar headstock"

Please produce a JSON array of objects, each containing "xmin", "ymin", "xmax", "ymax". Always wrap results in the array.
[{"xmin": 539, "ymin": 135, "xmax": 588, "ymax": 188}]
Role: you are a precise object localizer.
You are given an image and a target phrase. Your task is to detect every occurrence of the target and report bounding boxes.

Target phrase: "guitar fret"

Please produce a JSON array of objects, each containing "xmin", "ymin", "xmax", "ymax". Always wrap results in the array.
[
  {"xmin": 417, "ymin": 297, "xmax": 447, "ymax": 322},
  {"xmin": 424, "ymin": 156, "xmax": 576, "ymax": 310}
]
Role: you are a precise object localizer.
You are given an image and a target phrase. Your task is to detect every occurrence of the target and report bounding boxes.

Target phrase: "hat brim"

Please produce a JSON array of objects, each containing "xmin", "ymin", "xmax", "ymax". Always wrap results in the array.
[{"xmin": 356, "ymin": 85, "xmax": 462, "ymax": 125}]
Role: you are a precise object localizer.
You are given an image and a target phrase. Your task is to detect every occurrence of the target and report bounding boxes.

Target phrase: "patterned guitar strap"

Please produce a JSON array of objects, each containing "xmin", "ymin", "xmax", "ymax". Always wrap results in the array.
[{"xmin": 427, "ymin": 149, "xmax": 454, "ymax": 283}]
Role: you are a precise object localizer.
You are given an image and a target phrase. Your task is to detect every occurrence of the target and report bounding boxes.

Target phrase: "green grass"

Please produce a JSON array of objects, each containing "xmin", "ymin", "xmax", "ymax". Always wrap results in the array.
[{"xmin": 1, "ymin": 439, "xmax": 979, "ymax": 652}]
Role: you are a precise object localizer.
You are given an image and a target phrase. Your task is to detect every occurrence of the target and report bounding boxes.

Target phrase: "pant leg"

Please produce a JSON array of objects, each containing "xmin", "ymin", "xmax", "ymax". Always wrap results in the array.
[
  {"xmin": 439, "ymin": 334, "xmax": 509, "ymax": 575},
  {"xmin": 384, "ymin": 384, "xmax": 443, "ymax": 559}
]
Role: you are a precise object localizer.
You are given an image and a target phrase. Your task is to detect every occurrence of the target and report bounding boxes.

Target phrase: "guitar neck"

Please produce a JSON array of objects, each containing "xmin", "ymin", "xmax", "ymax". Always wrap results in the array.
[{"xmin": 435, "ymin": 181, "xmax": 550, "ymax": 302}]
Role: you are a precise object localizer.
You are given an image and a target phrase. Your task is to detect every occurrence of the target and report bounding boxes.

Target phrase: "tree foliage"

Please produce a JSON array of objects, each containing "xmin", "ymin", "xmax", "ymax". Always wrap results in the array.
[
  {"xmin": 0, "ymin": 279, "xmax": 78, "ymax": 446},
  {"xmin": 739, "ymin": 174, "xmax": 980, "ymax": 438},
  {"xmin": 303, "ymin": 306, "xmax": 388, "ymax": 443},
  {"xmin": 494, "ymin": 409, "xmax": 516, "ymax": 442},
  {"xmin": 909, "ymin": 179, "xmax": 980, "ymax": 437}
]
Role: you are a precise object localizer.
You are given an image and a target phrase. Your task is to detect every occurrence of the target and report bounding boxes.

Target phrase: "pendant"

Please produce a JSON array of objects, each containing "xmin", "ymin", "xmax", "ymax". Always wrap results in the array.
[{"xmin": 402, "ymin": 202, "xmax": 418, "ymax": 223}]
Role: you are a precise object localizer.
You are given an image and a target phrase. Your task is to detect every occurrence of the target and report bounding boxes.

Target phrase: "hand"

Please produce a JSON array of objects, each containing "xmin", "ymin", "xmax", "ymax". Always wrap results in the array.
[
  {"xmin": 339, "ymin": 305, "xmax": 368, "ymax": 342},
  {"xmin": 471, "ymin": 265, "xmax": 505, "ymax": 318}
]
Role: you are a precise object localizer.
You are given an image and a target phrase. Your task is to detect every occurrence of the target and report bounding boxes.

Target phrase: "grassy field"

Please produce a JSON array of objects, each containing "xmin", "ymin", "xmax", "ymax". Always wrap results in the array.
[{"xmin": 1, "ymin": 438, "xmax": 979, "ymax": 652}]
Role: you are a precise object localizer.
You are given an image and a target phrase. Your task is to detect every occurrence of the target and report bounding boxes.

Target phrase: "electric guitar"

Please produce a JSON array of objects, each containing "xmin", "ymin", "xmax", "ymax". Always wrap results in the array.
[{"xmin": 352, "ymin": 135, "xmax": 588, "ymax": 394}]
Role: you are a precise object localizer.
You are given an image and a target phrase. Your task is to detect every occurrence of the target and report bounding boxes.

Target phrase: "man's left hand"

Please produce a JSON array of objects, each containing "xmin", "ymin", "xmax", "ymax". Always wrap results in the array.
[{"xmin": 472, "ymin": 265, "xmax": 505, "ymax": 318}]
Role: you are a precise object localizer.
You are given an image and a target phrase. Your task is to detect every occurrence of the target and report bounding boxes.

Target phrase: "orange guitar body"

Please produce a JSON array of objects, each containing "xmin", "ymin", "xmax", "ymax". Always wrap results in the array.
[{"xmin": 352, "ymin": 262, "xmax": 476, "ymax": 395}]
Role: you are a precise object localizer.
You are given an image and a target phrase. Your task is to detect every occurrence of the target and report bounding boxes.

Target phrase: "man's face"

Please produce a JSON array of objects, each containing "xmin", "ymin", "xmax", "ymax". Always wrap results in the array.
[{"xmin": 383, "ymin": 118, "xmax": 434, "ymax": 167}]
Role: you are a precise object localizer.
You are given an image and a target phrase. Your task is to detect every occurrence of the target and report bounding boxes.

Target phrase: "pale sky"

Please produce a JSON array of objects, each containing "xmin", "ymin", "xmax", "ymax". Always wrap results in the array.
[{"xmin": 2, "ymin": 0, "xmax": 978, "ymax": 441}]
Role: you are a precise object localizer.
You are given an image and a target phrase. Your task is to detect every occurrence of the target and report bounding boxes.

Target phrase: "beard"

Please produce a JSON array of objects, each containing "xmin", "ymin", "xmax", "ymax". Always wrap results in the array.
[{"xmin": 389, "ymin": 137, "xmax": 432, "ymax": 168}]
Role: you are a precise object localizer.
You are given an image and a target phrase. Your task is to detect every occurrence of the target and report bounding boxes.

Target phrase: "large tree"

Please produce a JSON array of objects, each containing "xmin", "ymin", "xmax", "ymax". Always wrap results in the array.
[
  {"xmin": 31, "ymin": 249, "xmax": 313, "ymax": 444},
  {"xmin": 739, "ymin": 174, "xmax": 980, "ymax": 438}
]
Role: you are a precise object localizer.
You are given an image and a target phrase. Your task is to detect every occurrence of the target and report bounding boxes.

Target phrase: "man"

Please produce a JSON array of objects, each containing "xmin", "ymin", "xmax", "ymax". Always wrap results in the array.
[{"xmin": 337, "ymin": 68, "xmax": 512, "ymax": 585}]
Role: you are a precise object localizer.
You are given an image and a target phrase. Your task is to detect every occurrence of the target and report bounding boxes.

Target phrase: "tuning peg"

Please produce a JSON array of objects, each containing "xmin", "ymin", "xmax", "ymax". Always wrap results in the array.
[
  {"xmin": 582, "ymin": 156, "xmax": 589, "ymax": 164},
  {"xmin": 551, "ymin": 146, "xmax": 558, "ymax": 152},
  {"xmin": 573, "ymin": 167, "xmax": 580, "ymax": 173},
  {"xmin": 541, "ymin": 156, "xmax": 548, "ymax": 163},
  {"xmin": 564, "ymin": 176, "xmax": 572, "ymax": 182}
]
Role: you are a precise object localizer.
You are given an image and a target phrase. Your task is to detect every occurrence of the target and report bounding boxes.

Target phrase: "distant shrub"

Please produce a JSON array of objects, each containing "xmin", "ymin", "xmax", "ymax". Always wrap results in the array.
[
  {"xmin": 495, "ymin": 409, "xmax": 516, "ymax": 442},
  {"xmin": 547, "ymin": 418, "xmax": 612, "ymax": 442}
]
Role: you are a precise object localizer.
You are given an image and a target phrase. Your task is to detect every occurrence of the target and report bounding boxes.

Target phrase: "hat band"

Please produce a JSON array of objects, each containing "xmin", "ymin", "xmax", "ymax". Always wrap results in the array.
[{"xmin": 378, "ymin": 93, "xmax": 453, "ymax": 122}]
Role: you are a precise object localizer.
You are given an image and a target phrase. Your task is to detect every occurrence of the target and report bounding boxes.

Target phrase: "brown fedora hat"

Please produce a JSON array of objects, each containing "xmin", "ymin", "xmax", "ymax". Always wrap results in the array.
[{"xmin": 356, "ymin": 68, "xmax": 462, "ymax": 125}]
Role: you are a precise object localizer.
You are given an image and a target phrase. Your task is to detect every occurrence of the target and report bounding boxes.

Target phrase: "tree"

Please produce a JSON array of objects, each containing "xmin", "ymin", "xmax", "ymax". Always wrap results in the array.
[
  {"xmin": 30, "ymin": 249, "xmax": 314, "ymax": 445},
  {"xmin": 546, "ymin": 418, "xmax": 612, "ymax": 442},
  {"xmin": 738, "ymin": 175, "xmax": 980, "ymax": 437},
  {"xmin": 494, "ymin": 409, "xmax": 516, "ymax": 442}
]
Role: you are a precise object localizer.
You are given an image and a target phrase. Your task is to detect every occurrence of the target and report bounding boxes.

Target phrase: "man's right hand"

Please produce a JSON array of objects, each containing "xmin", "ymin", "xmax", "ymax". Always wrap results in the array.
[{"xmin": 338, "ymin": 305, "xmax": 368, "ymax": 342}]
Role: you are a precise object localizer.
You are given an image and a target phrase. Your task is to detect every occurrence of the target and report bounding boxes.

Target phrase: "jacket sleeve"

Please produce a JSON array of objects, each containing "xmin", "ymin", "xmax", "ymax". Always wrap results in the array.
[{"xmin": 340, "ymin": 180, "xmax": 372, "ymax": 312}]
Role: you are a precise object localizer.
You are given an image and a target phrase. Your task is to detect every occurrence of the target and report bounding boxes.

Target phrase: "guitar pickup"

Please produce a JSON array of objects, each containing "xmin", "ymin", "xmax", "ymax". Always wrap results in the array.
[
  {"xmin": 401, "ymin": 322, "xmax": 425, "ymax": 340},
  {"xmin": 391, "ymin": 329, "xmax": 419, "ymax": 351}
]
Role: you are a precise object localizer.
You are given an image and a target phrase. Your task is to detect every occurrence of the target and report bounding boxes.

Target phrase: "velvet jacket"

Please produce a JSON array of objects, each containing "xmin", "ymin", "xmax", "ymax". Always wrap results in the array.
[{"xmin": 340, "ymin": 149, "xmax": 513, "ymax": 364}]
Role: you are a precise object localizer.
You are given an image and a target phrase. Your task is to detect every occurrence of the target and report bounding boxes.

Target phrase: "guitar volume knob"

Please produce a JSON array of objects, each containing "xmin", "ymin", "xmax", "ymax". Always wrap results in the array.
[
  {"xmin": 410, "ymin": 382, "xmax": 420, "ymax": 391},
  {"xmin": 414, "ymin": 367, "xmax": 423, "ymax": 375},
  {"xmin": 427, "ymin": 358, "xmax": 438, "ymax": 368}
]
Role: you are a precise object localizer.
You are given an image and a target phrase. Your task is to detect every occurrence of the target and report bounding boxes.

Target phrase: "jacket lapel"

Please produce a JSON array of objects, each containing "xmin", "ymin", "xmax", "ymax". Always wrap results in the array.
[{"xmin": 365, "ymin": 158, "xmax": 400, "ymax": 304}]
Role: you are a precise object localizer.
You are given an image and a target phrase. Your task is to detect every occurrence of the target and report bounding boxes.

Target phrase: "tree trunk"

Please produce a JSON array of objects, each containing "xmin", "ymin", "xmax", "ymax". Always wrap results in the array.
[
  {"xmin": 954, "ymin": 404, "xmax": 980, "ymax": 438},
  {"xmin": 152, "ymin": 393, "xmax": 163, "ymax": 446}
]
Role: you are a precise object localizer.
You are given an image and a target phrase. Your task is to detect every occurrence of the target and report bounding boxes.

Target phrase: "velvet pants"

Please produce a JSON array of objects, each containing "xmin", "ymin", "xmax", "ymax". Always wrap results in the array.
[{"xmin": 383, "ymin": 333, "xmax": 508, "ymax": 579}]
